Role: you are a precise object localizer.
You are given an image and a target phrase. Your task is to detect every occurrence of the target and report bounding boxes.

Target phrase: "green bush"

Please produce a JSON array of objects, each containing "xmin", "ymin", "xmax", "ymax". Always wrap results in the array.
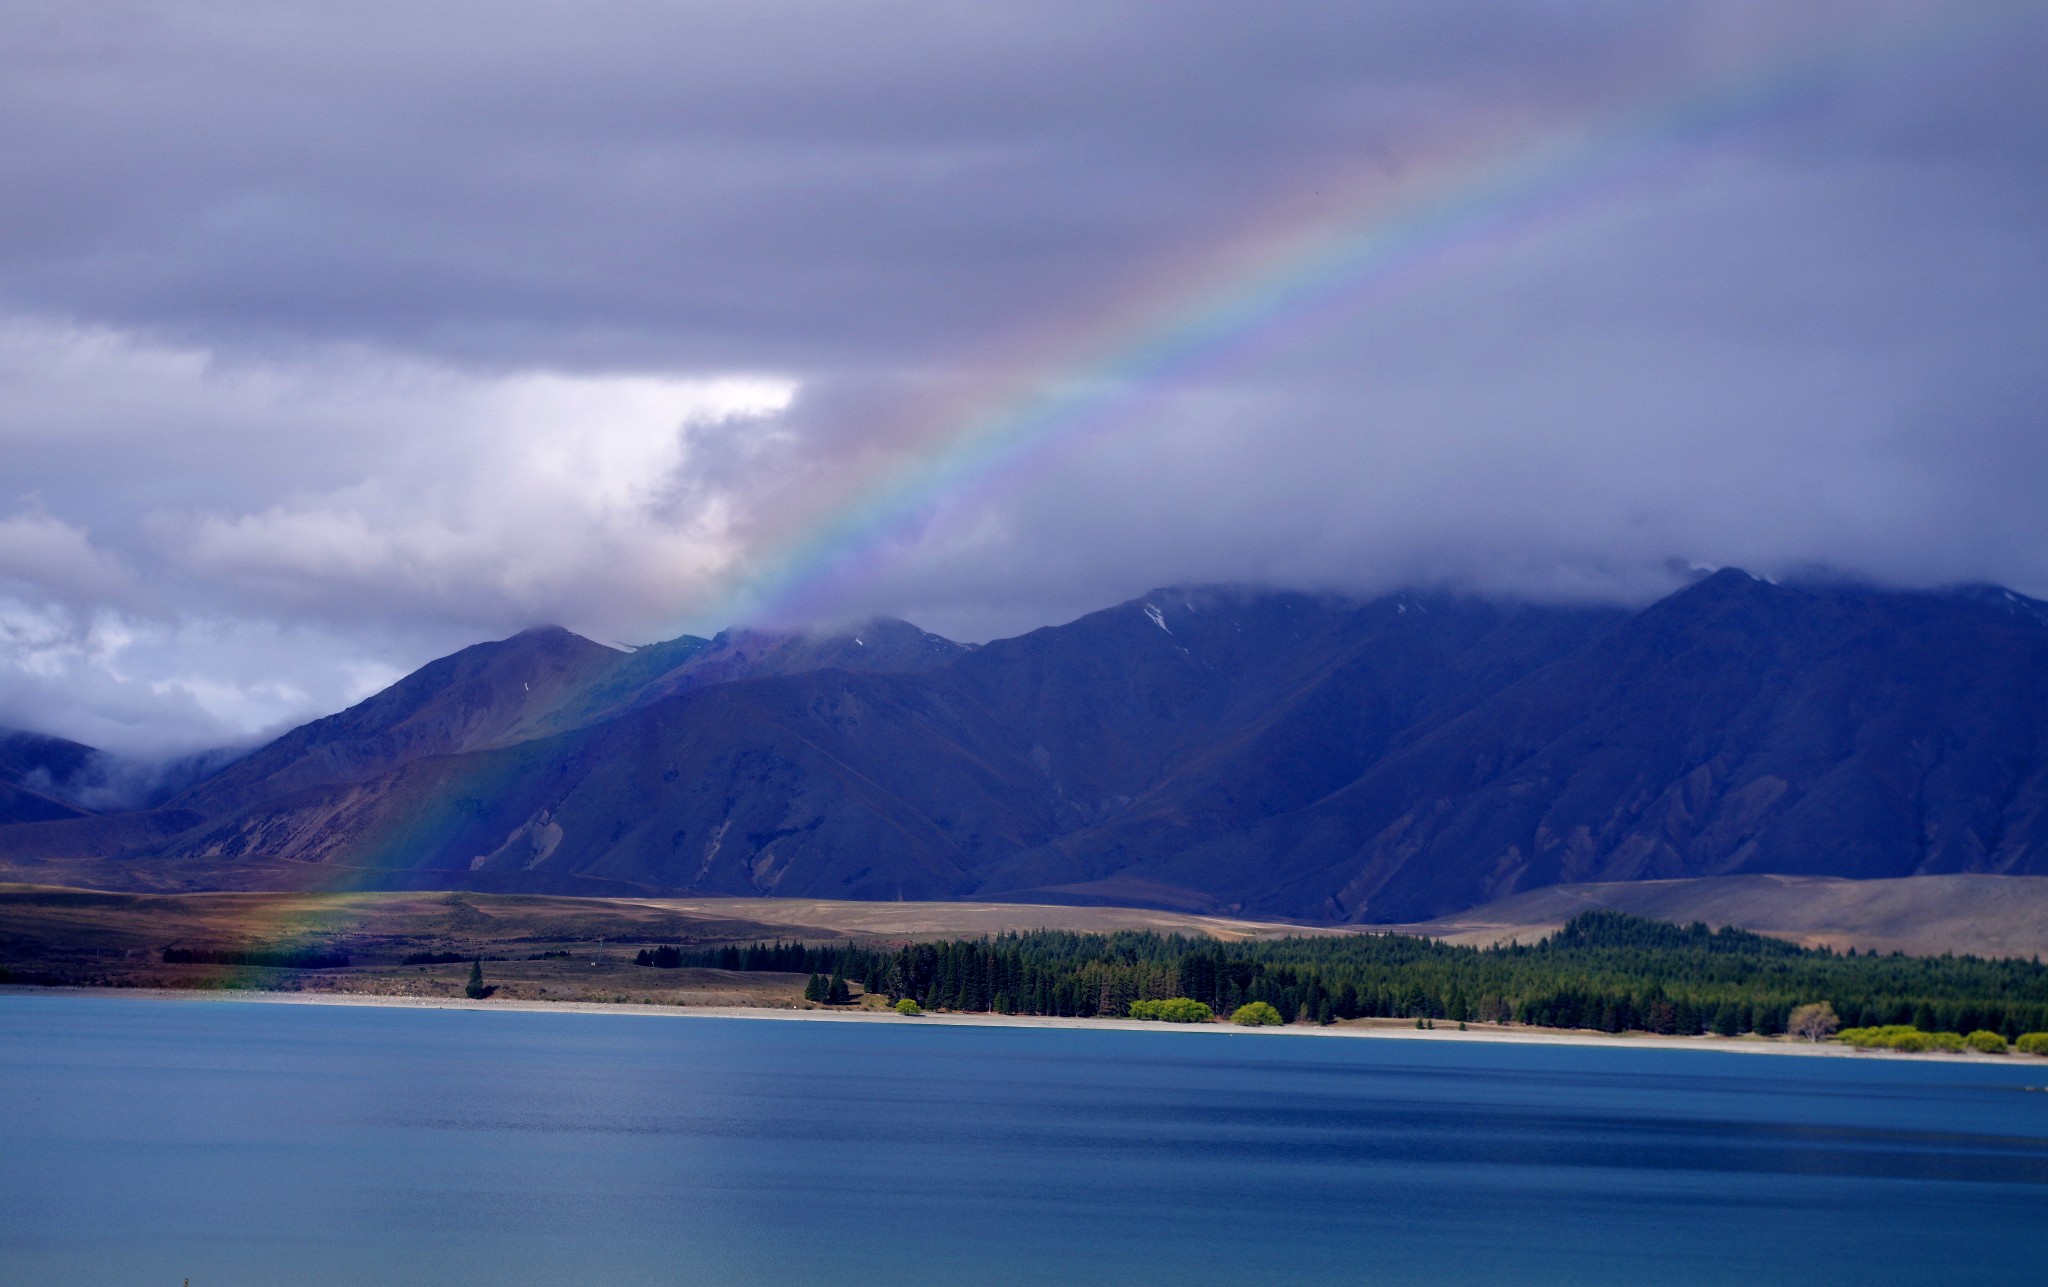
[
  {"xmin": 894, "ymin": 998, "xmax": 922, "ymax": 1016},
  {"xmin": 1838, "ymin": 1025, "xmax": 1915, "ymax": 1048},
  {"xmin": 2017, "ymin": 1032, "xmax": 2048, "ymax": 1056},
  {"xmin": 648, "ymin": 911, "xmax": 2048, "ymax": 1035},
  {"xmin": 1837, "ymin": 1024, "xmax": 1976, "ymax": 1053},
  {"xmin": 1231, "ymin": 1001, "xmax": 1284, "ymax": 1027},
  {"xmin": 1965, "ymin": 1030, "xmax": 2008, "ymax": 1054},
  {"xmin": 1129, "ymin": 997, "xmax": 1215, "ymax": 1023}
]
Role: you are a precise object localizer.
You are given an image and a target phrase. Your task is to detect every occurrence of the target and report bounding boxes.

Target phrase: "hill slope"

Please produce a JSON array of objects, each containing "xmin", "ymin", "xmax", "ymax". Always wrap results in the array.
[
  {"xmin": 1133, "ymin": 571, "xmax": 2048, "ymax": 918},
  {"xmin": 0, "ymin": 729, "xmax": 99, "ymax": 824},
  {"xmin": 3, "ymin": 573, "xmax": 2045, "ymax": 922},
  {"xmin": 1404, "ymin": 873, "xmax": 2048, "ymax": 959}
]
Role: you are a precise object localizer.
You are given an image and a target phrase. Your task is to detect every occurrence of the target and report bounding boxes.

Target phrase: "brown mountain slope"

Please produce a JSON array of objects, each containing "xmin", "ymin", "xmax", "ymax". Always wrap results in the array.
[
  {"xmin": 170, "ymin": 616, "xmax": 966, "ymax": 822},
  {"xmin": 1134, "ymin": 572, "xmax": 2048, "ymax": 920},
  {"xmin": 1402, "ymin": 873, "xmax": 2048, "ymax": 959},
  {"xmin": 0, "ymin": 728, "xmax": 100, "ymax": 823},
  {"xmin": 135, "ymin": 669, "xmax": 1064, "ymax": 900},
  {"xmin": 5, "ymin": 576, "xmax": 2047, "ymax": 929}
]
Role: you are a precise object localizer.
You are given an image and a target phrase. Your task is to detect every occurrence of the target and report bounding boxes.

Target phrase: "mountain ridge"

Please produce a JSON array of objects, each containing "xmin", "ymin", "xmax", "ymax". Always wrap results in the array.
[{"xmin": 3, "ymin": 571, "xmax": 2045, "ymax": 921}]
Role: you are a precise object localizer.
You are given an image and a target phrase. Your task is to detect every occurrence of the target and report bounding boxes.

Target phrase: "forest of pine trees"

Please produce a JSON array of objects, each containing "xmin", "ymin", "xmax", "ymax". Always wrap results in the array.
[
  {"xmin": 801, "ymin": 973, "xmax": 852, "ymax": 1004},
  {"xmin": 654, "ymin": 912, "xmax": 2048, "ymax": 1038},
  {"xmin": 160, "ymin": 946, "xmax": 351, "ymax": 969}
]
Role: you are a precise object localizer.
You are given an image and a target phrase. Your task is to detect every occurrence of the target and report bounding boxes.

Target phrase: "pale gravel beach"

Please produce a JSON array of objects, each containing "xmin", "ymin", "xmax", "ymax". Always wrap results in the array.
[{"xmin": 7, "ymin": 984, "xmax": 2028, "ymax": 1065}]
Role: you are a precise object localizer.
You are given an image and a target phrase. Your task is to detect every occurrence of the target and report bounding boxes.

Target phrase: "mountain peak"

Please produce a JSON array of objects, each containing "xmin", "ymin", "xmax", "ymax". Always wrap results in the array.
[
  {"xmin": 505, "ymin": 624, "xmax": 598, "ymax": 648},
  {"xmin": 11, "ymin": 575, "xmax": 2048, "ymax": 921},
  {"xmin": 1690, "ymin": 566, "xmax": 1773, "ymax": 591},
  {"xmin": 1946, "ymin": 583, "xmax": 2048, "ymax": 627}
]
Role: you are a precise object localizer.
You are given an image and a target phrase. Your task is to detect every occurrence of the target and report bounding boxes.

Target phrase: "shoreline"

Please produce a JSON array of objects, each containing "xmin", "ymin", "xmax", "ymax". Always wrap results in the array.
[{"xmin": 3, "ymin": 983, "xmax": 2024, "ymax": 1064}]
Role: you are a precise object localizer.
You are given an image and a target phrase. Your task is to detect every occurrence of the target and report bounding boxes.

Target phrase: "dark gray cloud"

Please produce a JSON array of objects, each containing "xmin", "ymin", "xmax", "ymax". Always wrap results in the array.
[{"xmin": 1, "ymin": 0, "xmax": 2044, "ymax": 751}]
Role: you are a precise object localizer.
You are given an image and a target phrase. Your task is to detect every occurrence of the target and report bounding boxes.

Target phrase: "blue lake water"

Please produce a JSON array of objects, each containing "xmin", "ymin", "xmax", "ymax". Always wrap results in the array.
[{"xmin": 4, "ymin": 994, "xmax": 2047, "ymax": 1286}]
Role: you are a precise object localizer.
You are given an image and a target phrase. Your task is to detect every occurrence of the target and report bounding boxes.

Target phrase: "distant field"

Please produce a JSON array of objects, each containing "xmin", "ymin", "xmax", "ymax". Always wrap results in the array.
[
  {"xmin": 0, "ymin": 885, "xmax": 1346, "ymax": 1004},
  {"xmin": 628, "ymin": 896, "xmax": 1344, "ymax": 941},
  {"xmin": 1402, "ymin": 874, "xmax": 2048, "ymax": 959},
  {"xmin": 5, "ymin": 874, "xmax": 2043, "ymax": 1008},
  {"xmin": 0, "ymin": 885, "xmax": 828, "ymax": 1005}
]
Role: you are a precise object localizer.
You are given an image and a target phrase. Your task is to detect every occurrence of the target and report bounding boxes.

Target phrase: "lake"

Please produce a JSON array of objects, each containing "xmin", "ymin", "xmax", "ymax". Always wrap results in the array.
[{"xmin": 3, "ymin": 993, "xmax": 2045, "ymax": 1285}]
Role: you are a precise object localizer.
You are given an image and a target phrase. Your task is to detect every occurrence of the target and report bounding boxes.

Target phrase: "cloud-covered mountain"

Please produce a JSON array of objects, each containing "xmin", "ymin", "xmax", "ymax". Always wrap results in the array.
[
  {"xmin": 4, "ymin": 571, "xmax": 2045, "ymax": 921},
  {"xmin": 0, "ymin": 728, "xmax": 101, "ymax": 824},
  {"xmin": 4, "ymin": 4, "xmax": 2047, "ymax": 759}
]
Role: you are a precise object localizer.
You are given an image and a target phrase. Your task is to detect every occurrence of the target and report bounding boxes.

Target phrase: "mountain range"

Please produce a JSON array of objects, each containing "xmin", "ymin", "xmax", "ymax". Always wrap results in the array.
[{"xmin": 3, "ymin": 569, "xmax": 2046, "ymax": 923}]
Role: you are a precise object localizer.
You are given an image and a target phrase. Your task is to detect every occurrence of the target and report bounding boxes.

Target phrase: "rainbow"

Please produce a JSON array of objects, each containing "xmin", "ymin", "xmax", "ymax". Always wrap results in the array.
[
  {"xmin": 698, "ymin": 0, "xmax": 2019, "ymax": 631},
  {"xmin": 110, "ymin": 2, "xmax": 2026, "ymax": 946}
]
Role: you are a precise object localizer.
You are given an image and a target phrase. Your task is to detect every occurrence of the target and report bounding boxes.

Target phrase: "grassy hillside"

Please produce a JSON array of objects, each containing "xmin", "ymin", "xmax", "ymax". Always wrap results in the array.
[
  {"xmin": 1405, "ymin": 873, "xmax": 2048, "ymax": 959},
  {"xmin": 0, "ymin": 884, "xmax": 1343, "ymax": 998}
]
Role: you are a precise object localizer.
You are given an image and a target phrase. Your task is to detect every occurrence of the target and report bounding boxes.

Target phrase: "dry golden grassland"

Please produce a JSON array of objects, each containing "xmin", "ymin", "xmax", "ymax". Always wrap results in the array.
[
  {"xmin": 0, "ymin": 884, "xmax": 1334, "ymax": 1007},
  {"xmin": 1404, "ymin": 873, "xmax": 2048, "ymax": 958}
]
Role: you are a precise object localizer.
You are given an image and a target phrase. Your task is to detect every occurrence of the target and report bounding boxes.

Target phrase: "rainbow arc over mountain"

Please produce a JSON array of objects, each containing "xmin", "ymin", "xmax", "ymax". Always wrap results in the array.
[
  {"xmin": 699, "ymin": 0, "xmax": 2016, "ymax": 631},
  {"xmin": 145, "ymin": 1, "xmax": 2027, "ymax": 966}
]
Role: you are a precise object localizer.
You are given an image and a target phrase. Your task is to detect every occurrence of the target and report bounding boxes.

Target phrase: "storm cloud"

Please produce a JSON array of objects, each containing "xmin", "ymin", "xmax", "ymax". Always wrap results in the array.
[{"xmin": 2, "ymin": 0, "xmax": 2045, "ymax": 751}]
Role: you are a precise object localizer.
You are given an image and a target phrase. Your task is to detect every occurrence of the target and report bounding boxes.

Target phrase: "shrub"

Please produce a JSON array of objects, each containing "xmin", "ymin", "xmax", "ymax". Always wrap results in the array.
[
  {"xmin": 163, "ymin": 946, "xmax": 351, "ymax": 969},
  {"xmin": 1129, "ymin": 997, "xmax": 1215, "ymax": 1023},
  {"xmin": 894, "ymin": 998, "xmax": 922, "ymax": 1016},
  {"xmin": 405, "ymin": 950, "xmax": 474, "ymax": 966},
  {"xmin": 2017, "ymin": 1032, "xmax": 2048, "ymax": 1056},
  {"xmin": 1965, "ymin": 1030, "xmax": 2008, "ymax": 1054},
  {"xmin": 1788, "ymin": 1002, "xmax": 1840, "ymax": 1043},
  {"xmin": 1232, "ymin": 1001, "xmax": 1284, "ymax": 1027},
  {"xmin": 1837, "ymin": 1024, "xmax": 1974, "ymax": 1052}
]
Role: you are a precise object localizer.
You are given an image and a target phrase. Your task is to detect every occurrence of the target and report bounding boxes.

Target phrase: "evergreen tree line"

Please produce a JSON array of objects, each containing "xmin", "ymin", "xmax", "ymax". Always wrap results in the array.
[
  {"xmin": 160, "ymin": 946, "xmax": 352, "ymax": 969},
  {"xmin": 802, "ymin": 973, "xmax": 853, "ymax": 1005},
  {"xmin": 659, "ymin": 912, "xmax": 2048, "ymax": 1037}
]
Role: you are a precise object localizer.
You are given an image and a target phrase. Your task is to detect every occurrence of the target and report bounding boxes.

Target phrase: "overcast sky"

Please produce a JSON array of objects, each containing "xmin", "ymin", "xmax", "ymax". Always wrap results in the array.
[{"xmin": 2, "ymin": 1, "xmax": 2045, "ymax": 754}]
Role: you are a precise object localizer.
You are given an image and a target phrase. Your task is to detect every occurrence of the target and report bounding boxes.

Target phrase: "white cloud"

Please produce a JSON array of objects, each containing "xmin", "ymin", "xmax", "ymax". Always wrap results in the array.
[
  {"xmin": 0, "ymin": 510, "xmax": 135, "ymax": 606},
  {"xmin": 0, "ymin": 314, "xmax": 798, "ymax": 750},
  {"xmin": 176, "ymin": 364, "xmax": 794, "ymax": 628},
  {"xmin": 1, "ymin": 314, "xmax": 795, "ymax": 625},
  {"xmin": 0, "ymin": 2, "xmax": 2043, "ymax": 752}
]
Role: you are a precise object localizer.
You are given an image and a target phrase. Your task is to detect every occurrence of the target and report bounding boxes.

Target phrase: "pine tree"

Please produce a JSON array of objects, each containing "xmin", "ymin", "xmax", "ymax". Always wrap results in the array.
[
  {"xmin": 804, "ymin": 973, "xmax": 827, "ymax": 1003},
  {"xmin": 827, "ymin": 974, "xmax": 852, "ymax": 1006},
  {"xmin": 465, "ymin": 960, "xmax": 487, "ymax": 1000},
  {"xmin": 643, "ymin": 917, "xmax": 2048, "ymax": 1040}
]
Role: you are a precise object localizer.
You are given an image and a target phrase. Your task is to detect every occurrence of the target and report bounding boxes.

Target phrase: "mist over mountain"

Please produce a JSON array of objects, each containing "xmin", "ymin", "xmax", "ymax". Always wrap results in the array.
[
  {"xmin": 3, "ymin": 4, "xmax": 2046, "ymax": 761},
  {"xmin": 0, "ymin": 728, "xmax": 99, "ymax": 824},
  {"xmin": 4, "ymin": 570, "xmax": 2044, "ymax": 922},
  {"xmin": 0, "ymin": 728, "xmax": 246, "ymax": 823}
]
